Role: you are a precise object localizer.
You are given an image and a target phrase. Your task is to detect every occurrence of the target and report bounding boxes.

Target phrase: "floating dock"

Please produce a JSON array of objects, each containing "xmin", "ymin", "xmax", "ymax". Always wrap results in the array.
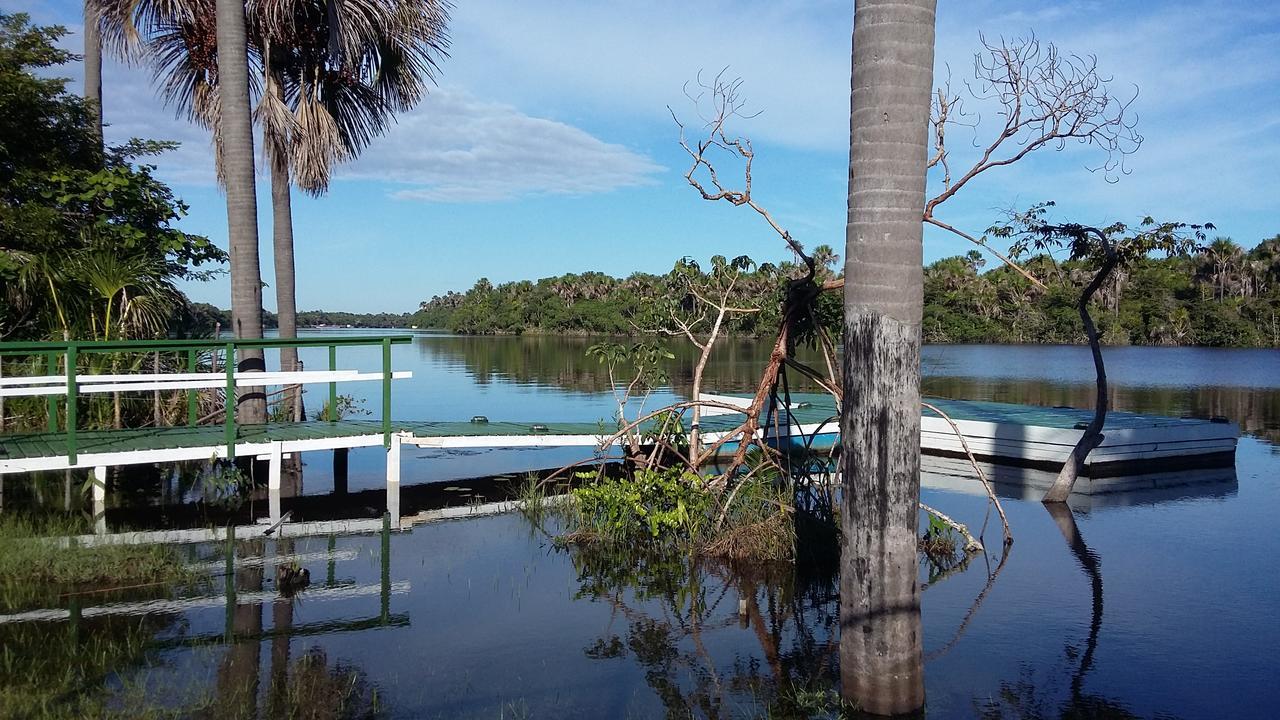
[{"xmin": 699, "ymin": 392, "xmax": 1240, "ymax": 478}]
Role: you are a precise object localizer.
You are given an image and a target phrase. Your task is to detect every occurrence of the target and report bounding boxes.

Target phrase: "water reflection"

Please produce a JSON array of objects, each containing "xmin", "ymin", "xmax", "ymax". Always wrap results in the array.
[
  {"xmin": 3, "ymin": 339, "xmax": 1278, "ymax": 716},
  {"xmin": 975, "ymin": 505, "xmax": 1149, "ymax": 720},
  {"xmin": 413, "ymin": 333, "xmax": 831, "ymax": 396},
  {"xmin": 566, "ymin": 541, "xmax": 843, "ymax": 718},
  {"xmin": 409, "ymin": 337, "xmax": 1280, "ymax": 444}
]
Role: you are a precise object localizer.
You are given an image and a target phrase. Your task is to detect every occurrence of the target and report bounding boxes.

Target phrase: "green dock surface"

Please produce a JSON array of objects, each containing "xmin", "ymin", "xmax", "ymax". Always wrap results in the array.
[{"xmin": 0, "ymin": 396, "xmax": 1213, "ymax": 462}]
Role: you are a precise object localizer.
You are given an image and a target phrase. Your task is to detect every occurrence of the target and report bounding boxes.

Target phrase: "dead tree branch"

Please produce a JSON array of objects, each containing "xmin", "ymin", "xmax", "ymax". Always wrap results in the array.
[
  {"xmin": 919, "ymin": 502, "xmax": 983, "ymax": 554},
  {"xmin": 923, "ymin": 34, "xmax": 1141, "ymax": 285},
  {"xmin": 922, "ymin": 401, "xmax": 1012, "ymax": 546}
]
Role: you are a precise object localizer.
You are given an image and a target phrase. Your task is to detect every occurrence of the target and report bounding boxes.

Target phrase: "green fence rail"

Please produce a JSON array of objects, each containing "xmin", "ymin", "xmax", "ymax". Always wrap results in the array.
[{"xmin": 0, "ymin": 335, "xmax": 412, "ymax": 464}]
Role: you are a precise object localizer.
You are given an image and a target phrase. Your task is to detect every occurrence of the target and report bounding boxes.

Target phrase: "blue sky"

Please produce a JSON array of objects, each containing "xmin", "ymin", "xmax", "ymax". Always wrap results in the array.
[{"xmin": 24, "ymin": 0, "xmax": 1280, "ymax": 313}]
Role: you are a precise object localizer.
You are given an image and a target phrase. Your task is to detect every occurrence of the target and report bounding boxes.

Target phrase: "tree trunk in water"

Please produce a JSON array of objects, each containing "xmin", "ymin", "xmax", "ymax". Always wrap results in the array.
[
  {"xmin": 215, "ymin": 0, "xmax": 266, "ymax": 423},
  {"xmin": 840, "ymin": 0, "xmax": 935, "ymax": 715},
  {"xmin": 83, "ymin": 4, "xmax": 103, "ymax": 144},
  {"xmin": 268, "ymin": 72, "xmax": 301, "ymax": 421},
  {"xmin": 1043, "ymin": 258, "xmax": 1117, "ymax": 503}
]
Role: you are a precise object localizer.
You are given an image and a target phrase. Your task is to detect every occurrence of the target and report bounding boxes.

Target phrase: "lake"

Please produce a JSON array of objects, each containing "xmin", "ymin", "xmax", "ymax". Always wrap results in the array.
[{"xmin": 3, "ymin": 334, "xmax": 1278, "ymax": 718}]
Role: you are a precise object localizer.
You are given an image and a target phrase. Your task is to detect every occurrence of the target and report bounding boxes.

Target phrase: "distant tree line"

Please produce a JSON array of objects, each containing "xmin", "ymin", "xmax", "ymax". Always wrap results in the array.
[
  {"xmin": 413, "ymin": 237, "xmax": 1280, "ymax": 348},
  {"xmin": 412, "ymin": 254, "xmax": 843, "ymax": 338},
  {"xmin": 179, "ymin": 305, "xmax": 416, "ymax": 334}
]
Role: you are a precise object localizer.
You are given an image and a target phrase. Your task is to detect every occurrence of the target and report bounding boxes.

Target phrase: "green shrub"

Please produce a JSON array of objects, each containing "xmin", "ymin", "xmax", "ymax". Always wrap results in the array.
[{"xmin": 571, "ymin": 469, "xmax": 711, "ymax": 543}]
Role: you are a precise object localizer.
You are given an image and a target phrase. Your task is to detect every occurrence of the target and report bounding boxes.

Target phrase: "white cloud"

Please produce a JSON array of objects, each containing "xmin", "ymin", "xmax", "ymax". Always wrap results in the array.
[
  {"xmin": 341, "ymin": 87, "xmax": 664, "ymax": 202},
  {"xmin": 100, "ymin": 59, "xmax": 218, "ymax": 186},
  {"xmin": 92, "ymin": 62, "xmax": 661, "ymax": 201}
]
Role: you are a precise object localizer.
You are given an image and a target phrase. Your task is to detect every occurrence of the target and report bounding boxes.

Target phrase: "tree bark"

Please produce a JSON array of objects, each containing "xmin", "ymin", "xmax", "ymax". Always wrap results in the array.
[
  {"xmin": 840, "ymin": 0, "xmax": 935, "ymax": 715},
  {"xmin": 1043, "ymin": 255, "xmax": 1118, "ymax": 503},
  {"xmin": 83, "ymin": 4, "xmax": 103, "ymax": 145},
  {"xmin": 215, "ymin": 0, "xmax": 267, "ymax": 423},
  {"xmin": 268, "ymin": 72, "xmax": 301, "ymax": 420}
]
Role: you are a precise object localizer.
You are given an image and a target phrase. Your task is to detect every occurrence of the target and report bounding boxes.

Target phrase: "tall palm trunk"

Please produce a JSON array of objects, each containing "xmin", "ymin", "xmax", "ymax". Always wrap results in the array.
[
  {"xmin": 83, "ymin": 3, "xmax": 103, "ymax": 144},
  {"xmin": 215, "ymin": 0, "xmax": 266, "ymax": 423},
  {"xmin": 267, "ymin": 72, "xmax": 301, "ymax": 421},
  {"xmin": 839, "ymin": 0, "xmax": 935, "ymax": 716}
]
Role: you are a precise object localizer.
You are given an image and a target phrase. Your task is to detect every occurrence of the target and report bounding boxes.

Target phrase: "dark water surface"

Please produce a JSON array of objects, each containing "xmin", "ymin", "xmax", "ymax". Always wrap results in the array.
[{"xmin": 6, "ymin": 335, "xmax": 1280, "ymax": 718}]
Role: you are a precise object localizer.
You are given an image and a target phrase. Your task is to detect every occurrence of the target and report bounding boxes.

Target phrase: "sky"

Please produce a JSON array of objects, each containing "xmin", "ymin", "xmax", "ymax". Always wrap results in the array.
[{"xmin": 23, "ymin": 0, "xmax": 1280, "ymax": 313}]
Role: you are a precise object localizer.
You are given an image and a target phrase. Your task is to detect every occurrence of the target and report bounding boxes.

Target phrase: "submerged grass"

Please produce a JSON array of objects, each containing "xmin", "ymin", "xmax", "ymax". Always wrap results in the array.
[
  {"xmin": 0, "ymin": 612, "xmax": 186, "ymax": 719},
  {"xmin": 0, "ymin": 513, "xmax": 196, "ymax": 612}
]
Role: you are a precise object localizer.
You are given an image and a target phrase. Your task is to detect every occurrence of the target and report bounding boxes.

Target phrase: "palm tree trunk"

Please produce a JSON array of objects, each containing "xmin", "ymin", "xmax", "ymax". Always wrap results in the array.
[
  {"xmin": 83, "ymin": 3, "xmax": 103, "ymax": 144},
  {"xmin": 215, "ymin": 0, "xmax": 266, "ymax": 423},
  {"xmin": 268, "ymin": 73, "xmax": 301, "ymax": 421},
  {"xmin": 840, "ymin": 0, "xmax": 935, "ymax": 716}
]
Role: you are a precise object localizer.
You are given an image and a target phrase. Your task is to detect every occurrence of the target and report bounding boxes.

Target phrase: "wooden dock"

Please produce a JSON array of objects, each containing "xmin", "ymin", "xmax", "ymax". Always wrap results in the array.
[{"xmin": 0, "ymin": 336, "xmax": 1241, "ymax": 533}]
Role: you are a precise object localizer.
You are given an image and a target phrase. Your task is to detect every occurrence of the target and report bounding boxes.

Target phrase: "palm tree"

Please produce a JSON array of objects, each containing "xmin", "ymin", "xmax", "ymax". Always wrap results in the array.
[
  {"xmin": 215, "ymin": 0, "xmax": 267, "ymax": 423},
  {"xmin": 96, "ymin": 0, "xmax": 450, "ymax": 419},
  {"xmin": 839, "ymin": 0, "xmax": 936, "ymax": 716},
  {"xmin": 83, "ymin": 3, "xmax": 103, "ymax": 144}
]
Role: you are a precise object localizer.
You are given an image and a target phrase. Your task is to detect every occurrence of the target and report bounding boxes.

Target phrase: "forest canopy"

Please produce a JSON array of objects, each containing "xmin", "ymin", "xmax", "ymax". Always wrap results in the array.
[{"xmin": 412, "ymin": 239, "xmax": 1280, "ymax": 348}]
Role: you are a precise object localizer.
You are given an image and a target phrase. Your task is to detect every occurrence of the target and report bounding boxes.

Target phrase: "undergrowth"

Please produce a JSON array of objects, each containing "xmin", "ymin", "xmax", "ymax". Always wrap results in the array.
[
  {"xmin": 524, "ymin": 467, "xmax": 802, "ymax": 562},
  {"xmin": 0, "ymin": 513, "xmax": 195, "ymax": 613}
]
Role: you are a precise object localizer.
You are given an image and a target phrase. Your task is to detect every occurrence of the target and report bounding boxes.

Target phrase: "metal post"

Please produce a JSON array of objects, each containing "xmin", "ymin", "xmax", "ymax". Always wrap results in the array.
[
  {"xmin": 268, "ymin": 442, "xmax": 283, "ymax": 526},
  {"xmin": 224, "ymin": 342, "xmax": 236, "ymax": 460},
  {"xmin": 380, "ymin": 512, "xmax": 391, "ymax": 625},
  {"xmin": 386, "ymin": 432, "xmax": 401, "ymax": 529},
  {"xmin": 153, "ymin": 352, "xmax": 162, "ymax": 427},
  {"xmin": 45, "ymin": 351, "xmax": 58, "ymax": 432},
  {"xmin": 65, "ymin": 345, "xmax": 77, "ymax": 465},
  {"xmin": 327, "ymin": 345, "xmax": 338, "ymax": 422},
  {"xmin": 382, "ymin": 337, "xmax": 392, "ymax": 447},
  {"xmin": 92, "ymin": 466, "xmax": 107, "ymax": 535},
  {"xmin": 187, "ymin": 348, "xmax": 198, "ymax": 426}
]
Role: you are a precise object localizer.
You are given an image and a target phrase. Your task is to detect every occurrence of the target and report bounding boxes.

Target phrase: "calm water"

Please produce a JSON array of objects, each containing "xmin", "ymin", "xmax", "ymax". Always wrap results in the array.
[{"xmin": 5, "ymin": 335, "xmax": 1280, "ymax": 718}]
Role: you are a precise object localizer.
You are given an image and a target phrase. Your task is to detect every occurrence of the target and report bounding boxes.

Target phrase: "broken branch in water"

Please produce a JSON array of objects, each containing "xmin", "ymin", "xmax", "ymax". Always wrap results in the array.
[
  {"xmin": 922, "ymin": 401, "xmax": 1013, "ymax": 546},
  {"xmin": 920, "ymin": 501, "xmax": 983, "ymax": 554}
]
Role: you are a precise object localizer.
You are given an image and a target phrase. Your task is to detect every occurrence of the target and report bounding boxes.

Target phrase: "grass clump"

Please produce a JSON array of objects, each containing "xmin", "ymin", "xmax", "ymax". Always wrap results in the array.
[
  {"xmin": 0, "ymin": 616, "xmax": 177, "ymax": 720},
  {"xmin": 0, "ymin": 513, "xmax": 195, "ymax": 613},
  {"xmin": 552, "ymin": 468, "xmax": 798, "ymax": 562},
  {"xmin": 917, "ymin": 512, "xmax": 958, "ymax": 561}
]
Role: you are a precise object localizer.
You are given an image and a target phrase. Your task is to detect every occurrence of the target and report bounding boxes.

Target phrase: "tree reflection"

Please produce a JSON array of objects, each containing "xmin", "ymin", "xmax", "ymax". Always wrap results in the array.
[
  {"xmin": 976, "ymin": 504, "xmax": 1164, "ymax": 720},
  {"xmin": 565, "ymin": 542, "xmax": 843, "ymax": 719}
]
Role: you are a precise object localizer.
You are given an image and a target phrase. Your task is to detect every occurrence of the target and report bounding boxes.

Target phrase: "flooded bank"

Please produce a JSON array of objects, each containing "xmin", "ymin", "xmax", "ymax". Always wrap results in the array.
[{"xmin": 1, "ymin": 339, "xmax": 1277, "ymax": 718}]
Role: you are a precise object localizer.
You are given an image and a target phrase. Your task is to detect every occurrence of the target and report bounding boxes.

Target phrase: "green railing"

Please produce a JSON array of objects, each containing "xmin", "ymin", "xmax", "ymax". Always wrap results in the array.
[{"xmin": 0, "ymin": 335, "xmax": 411, "ymax": 464}]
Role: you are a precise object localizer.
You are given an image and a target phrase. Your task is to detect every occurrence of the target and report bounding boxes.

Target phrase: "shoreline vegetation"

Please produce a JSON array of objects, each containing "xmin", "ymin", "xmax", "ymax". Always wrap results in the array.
[
  {"xmin": 410, "ymin": 243, "xmax": 1278, "ymax": 347},
  {"xmin": 195, "ymin": 238, "xmax": 1279, "ymax": 348}
]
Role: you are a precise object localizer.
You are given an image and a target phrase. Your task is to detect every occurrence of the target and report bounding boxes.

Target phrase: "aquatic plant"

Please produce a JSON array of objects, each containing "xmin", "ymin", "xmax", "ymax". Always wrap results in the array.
[
  {"xmin": 0, "ymin": 513, "xmax": 195, "ymax": 613},
  {"xmin": 312, "ymin": 393, "xmax": 369, "ymax": 422}
]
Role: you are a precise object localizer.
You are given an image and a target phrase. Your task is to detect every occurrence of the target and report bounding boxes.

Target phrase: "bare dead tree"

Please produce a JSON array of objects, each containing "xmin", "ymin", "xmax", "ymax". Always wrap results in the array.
[
  {"xmin": 655, "ymin": 256, "xmax": 761, "ymax": 471},
  {"xmin": 670, "ymin": 71, "xmax": 834, "ymax": 486},
  {"xmin": 922, "ymin": 34, "xmax": 1142, "ymax": 287}
]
